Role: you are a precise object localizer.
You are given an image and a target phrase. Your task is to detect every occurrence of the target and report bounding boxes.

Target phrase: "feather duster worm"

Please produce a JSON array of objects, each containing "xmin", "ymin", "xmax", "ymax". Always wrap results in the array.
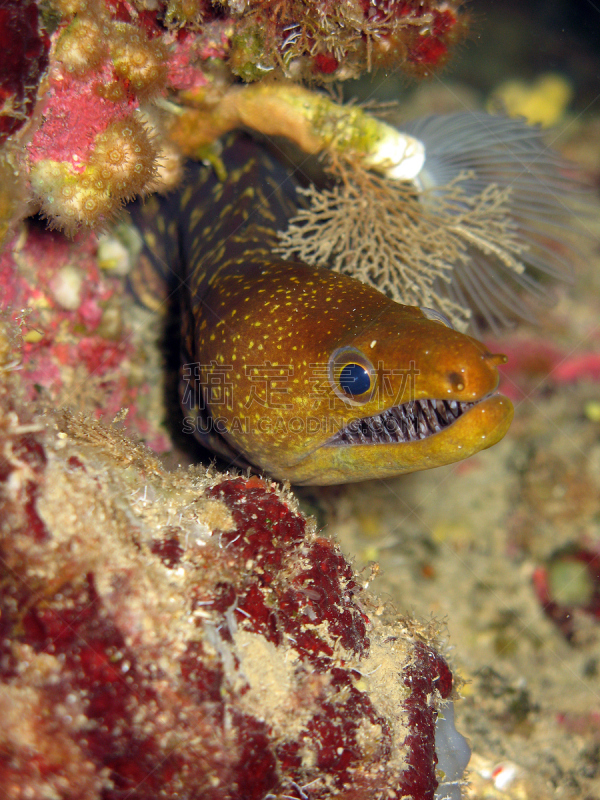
[
  {"xmin": 404, "ymin": 112, "xmax": 588, "ymax": 331},
  {"xmin": 279, "ymin": 112, "xmax": 589, "ymax": 332}
]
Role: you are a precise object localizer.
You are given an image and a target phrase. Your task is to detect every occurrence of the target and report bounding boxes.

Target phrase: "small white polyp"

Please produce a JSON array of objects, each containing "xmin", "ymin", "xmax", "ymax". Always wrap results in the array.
[
  {"xmin": 365, "ymin": 126, "xmax": 426, "ymax": 181},
  {"xmin": 434, "ymin": 700, "xmax": 471, "ymax": 800}
]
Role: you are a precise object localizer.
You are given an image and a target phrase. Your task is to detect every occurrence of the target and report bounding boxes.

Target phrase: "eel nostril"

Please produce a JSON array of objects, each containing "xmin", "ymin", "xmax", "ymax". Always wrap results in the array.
[
  {"xmin": 448, "ymin": 371, "xmax": 465, "ymax": 392},
  {"xmin": 484, "ymin": 351, "xmax": 508, "ymax": 368}
]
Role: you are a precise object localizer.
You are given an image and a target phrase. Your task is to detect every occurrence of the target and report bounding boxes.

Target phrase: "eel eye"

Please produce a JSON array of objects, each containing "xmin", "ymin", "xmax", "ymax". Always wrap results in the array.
[
  {"xmin": 420, "ymin": 307, "xmax": 455, "ymax": 329},
  {"xmin": 329, "ymin": 347, "xmax": 375, "ymax": 405},
  {"xmin": 339, "ymin": 363, "xmax": 371, "ymax": 396}
]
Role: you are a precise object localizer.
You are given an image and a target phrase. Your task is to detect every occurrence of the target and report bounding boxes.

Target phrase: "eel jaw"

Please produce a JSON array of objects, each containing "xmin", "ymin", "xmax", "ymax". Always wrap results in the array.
[
  {"xmin": 326, "ymin": 396, "xmax": 485, "ymax": 446},
  {"xmin": 287, "ymin": 394, "xmax": 514, "ymax": 485}
]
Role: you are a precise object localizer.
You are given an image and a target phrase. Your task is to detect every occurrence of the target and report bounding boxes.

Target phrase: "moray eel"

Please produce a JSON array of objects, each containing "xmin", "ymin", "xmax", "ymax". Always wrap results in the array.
[{"xmin": 131, "ymin": 135, "xmax": 513, "ymax": 485}]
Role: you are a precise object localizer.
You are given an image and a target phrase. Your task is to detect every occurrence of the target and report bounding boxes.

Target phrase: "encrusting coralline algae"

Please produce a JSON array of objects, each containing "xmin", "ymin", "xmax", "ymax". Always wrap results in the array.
[{"xmin": 0, "ymin": 313, "xmax": 466, "ymax": 799}]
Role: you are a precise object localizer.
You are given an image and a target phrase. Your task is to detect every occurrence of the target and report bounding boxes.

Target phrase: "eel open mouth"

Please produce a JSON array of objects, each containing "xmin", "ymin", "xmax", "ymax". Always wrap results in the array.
[{"xmin": 327, "ymin": 397, "xmax": 481, "ymax": 446}]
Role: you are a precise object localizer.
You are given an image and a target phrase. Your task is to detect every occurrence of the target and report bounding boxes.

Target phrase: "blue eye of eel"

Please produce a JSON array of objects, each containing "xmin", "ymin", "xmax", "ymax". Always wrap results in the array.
[
  {"xmin": 129, "ymin": 133, "xmax": 513, "ymax": 486},
  {"xmin": 339, "ymin": 363, "xmax": 371, "ymax": 397}
]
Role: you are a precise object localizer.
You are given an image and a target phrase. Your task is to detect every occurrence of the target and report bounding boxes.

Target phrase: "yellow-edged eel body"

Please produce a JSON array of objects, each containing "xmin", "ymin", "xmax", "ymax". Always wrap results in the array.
[{"xmin": 133, "ymin": 135, "xmax": 513, "ymax": 485}]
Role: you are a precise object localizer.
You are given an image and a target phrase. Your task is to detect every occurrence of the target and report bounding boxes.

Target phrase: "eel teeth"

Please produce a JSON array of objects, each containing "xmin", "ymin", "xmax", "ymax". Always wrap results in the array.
[{"xmin": 327, "ymin": 397, "xmax": 476, "ymax": 446}]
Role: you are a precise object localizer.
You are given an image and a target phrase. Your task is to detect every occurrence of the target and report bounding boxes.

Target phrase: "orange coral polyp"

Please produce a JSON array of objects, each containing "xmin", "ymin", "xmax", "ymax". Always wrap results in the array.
[
  {"xmin": 52, "ymin": 0, "xmax": 91, "ymax": 15},
  {"xmin": 54, "ymin": 17, "xmax": 106, "ymax": 76},
  {"xmin": 91, "ymin": 117, "xmax": 157, "ymax": 199},
  {"xmin": 30, "ymin": 159, "xmax": 113, "ymax": 233},
  {"xmin": 165, "ymin": 0, "xmax": 206, "ymax": 28},
  {"xmin": 30, "ymin": 110, "xmax": 158, "ymax": 233},
  {"xmin": 110, "ymin": 24, "xmax": 168, "ymax": 99}
]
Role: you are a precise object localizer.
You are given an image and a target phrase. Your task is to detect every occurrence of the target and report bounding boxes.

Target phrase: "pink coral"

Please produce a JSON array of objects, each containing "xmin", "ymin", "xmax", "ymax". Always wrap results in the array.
[
  {"xmin": 485, "ymin": 335, "xmax": 600, "ymax": 402},
  {"xmin": 0, "ymin": 226, "xmax": 169, "ymax": 450},
  {"xmin": 28, "ymin": 69, "xmax": 136, "ymax": 169}
]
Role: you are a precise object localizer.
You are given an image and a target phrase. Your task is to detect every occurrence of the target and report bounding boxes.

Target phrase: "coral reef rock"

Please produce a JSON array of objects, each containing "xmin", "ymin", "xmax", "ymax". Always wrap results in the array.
[
  {"xmin": 0, "ymin": 0, "xmax": 466, "ymax": 243},
  {"xmin": 0, "ymin": 316, "xmax": 462, "ymax": 799}
]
